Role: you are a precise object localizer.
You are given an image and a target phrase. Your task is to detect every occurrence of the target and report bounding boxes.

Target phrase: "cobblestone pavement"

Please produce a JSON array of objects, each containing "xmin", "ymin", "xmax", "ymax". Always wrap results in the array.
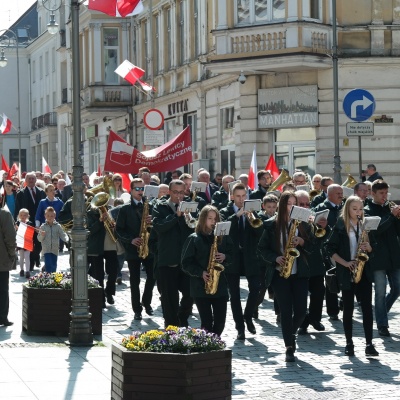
[{"xmin": 3, "ymin": 252, "xmax": 400, "ymax": 399}]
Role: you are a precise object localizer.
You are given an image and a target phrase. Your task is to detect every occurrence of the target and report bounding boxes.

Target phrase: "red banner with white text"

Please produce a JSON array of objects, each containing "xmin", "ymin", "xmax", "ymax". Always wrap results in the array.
[{"xmin": 104, "ymin": 127, "xmax": 192, "ymax": 174}]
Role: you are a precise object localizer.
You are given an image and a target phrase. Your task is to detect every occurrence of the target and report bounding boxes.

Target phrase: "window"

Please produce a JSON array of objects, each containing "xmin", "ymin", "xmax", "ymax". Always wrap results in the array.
[
  {"xmin": 186, "ymin": 113, "xmax": 197, "ymax": 152},
  {"xmin": 154, "ymin": 15, "xmax": 159, "ymax": 74},
  {"xmin": 39, "ymin": 56, "xmax": 43, "ymax": 80},
  {"xmin": 45, "ymin": 51, "xmax": 49, "ymax": 75},
  {"xmin": 193, "ymin": 0, "xmax": 200, "ymax": 58},
  {"xmin": 165, "ymin": 119, "xmax": 176, "ymax": 142},
  {"xmin": 237, "ymin": 0, "xmax": 285, "ymax": 25},
  {"xmin": 221, "ymin": 107, "xmax": 235, "ymax": 145},
  {"xmin": 52, "ymin": 47, "xmax": 55, "ymax": 72},
  {"xmin": 89, "ymin": 138, "xmax": 99, "ymax": 174},
  {"xmin": 32, "ymin": 60, "xmax": 36, "ymax": 83},
  {"xmin": 179, "ymin": 1, "xmax": 185, "ymax": 65},
  {"xmin": 103, "ymin": 28, "xmax": 119, "ymax": 84},
  {"xmin": 143, "ymin": 21, "xmax": 148, "ymax": 78},
  {"xmin": 166, "ymin": 8, "xmax": 172, "ymax": 69}
]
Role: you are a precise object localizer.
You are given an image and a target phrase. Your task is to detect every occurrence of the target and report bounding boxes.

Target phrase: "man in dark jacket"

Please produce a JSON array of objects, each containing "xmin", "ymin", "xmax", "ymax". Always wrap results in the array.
[
  {"xmin": 152, "ymin": 179, "xmax": 196, "ymax": 327},
  {"xmin": 211, "ymin": 174, "xmax": 234, "ymax": 210},
  {"xmin": 363, "ymin": 164, "xmax": 383, "ymax": 182},
  {"xmin": 0, "ymin": 207, "xmax": 16, "ymax": 326},
  {"xmin": 115, "ymin": 178, "xmax": 155, "ymax": 320},
  {"xmin": 220, "ymin": 183, "xmax": 263, "ymax": 340},
  {"xmin": 364, "ymin": 179, "xmax": 400, "ymax": 336},
  {"xmin": 310, "ymin": 176, "xmax": 333, "ymax": 208},
  {"xmin": 249, "ymin": 170, "xmax": 273, "ymax": 200},
  {"xmin": 196, "ymin": 170, "xmax": 219, "ymax": 204}
]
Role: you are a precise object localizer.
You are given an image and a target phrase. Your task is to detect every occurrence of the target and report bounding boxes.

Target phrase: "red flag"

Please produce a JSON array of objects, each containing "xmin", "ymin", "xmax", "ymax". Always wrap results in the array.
[
  {"xmin": 265, "ymin": 154, "xmax": 280, "ymax": 181},
  {"xmin": 115, "ymin": 60, "xmax": 155, "ymax": 92},
  {"xmin": 104, "ymin": 127, "xmax": 192, "ymax": 174},
  {"xmin": 16, "ymin": 222, "xmax": 35, "ymax": 252},
  {"xmin": 1, "ymin": 154, "xmax": 9, "ymax": 172},
  {"xmin": 88, "ymin": 0, "xmax": 143, "ymax": 17},
  {"xmin": 120, "ymin": 173, "xmax": 132, "ymax": 192},
  {"xmin": 97, "ymin": 164, "xmax": 102, "ymax": 177},
  {"xmin": 42, "ymin": 157, "xmax": 52, "ymax": 174},
  {"xmin": 7, "ymin": 162, "xmax": 19, "ymax": 180},
  {"xmin": 248, "ymin": 146, "xmax": 258, "ymax": 190},
  {"xmin": 0, "ymin": 114, "xmax": 12, "ymax": 134}
]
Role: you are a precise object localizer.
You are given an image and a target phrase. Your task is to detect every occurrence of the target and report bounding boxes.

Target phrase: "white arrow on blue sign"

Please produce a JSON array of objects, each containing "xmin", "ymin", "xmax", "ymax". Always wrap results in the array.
[{"xmin": 343, "ymin": 89, "xmax": 375, "ymax": 122}]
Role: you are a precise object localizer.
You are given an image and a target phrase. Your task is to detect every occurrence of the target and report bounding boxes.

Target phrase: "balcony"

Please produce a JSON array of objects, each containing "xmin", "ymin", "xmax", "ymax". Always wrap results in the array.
[
  {"xmin": 208, "ymin": 21, "xmax": 332, "ymax": 74},
  {"xmin": 31, "ymin": 112, "xmax": 57, "ymax": 131},
  {"xmin": 81, "ymin": 85, "xmax": 132, "ymax": 108}
]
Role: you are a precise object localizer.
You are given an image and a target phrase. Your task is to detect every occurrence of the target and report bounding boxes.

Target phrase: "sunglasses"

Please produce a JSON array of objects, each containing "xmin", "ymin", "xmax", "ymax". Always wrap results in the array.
[
  {"xmin": 133, "ymin": 187, "xmax": 145, "ymax": 191},
  {"xmin": 114, "ymin": 178, "xmax": 122, "ymax": 181}
]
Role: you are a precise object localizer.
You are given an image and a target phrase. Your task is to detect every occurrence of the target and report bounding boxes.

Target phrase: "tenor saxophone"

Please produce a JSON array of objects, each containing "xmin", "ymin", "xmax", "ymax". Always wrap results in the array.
[
  {"xmin": 138, "ymin": 200, "xmax": 151, "ymax": 259},
  {"xmin": 205, "ymin": 234, "xmax": 225, "ymax": 295},
  {"xmin": 280, "ymin": 219, "xmax": 301, "ymax": 279},
  {"xmin": 353, "ymin": 217, "xmax": 369, "ymax": 283}
]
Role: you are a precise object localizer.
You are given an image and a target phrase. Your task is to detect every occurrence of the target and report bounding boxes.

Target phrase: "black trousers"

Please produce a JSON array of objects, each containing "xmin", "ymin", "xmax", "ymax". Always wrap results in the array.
[
  {"xmin": 301, "ymin": 275, "xmax": 325, "ymax": 328},
  {"xmin": 88, "ymin": 251, "xmax": 118, "ymax": 300},
  {"xmin": 342, "ymin": 273, "xmax": 373, "ymax": 344},
  {"xmin": 0, "ymin": 271, "xmax": 9, "ymax": 322},
  {"xmin": 195, "ymin": 296, "xmax": 228, "ymax": 336},
  {"xmin": 30, "ymin": 232, "xmax": 41, "ymax": 270},
  {"xmin": 256, "ymin": 264, "xmax": 268, "ymax": 307},
  {"xmin": 127, "ymin": 258, "xmax": 156, "ymax": 314},
  {"xmin": 271, "ymin": 271, "xmax": 308, "ymax": 347},
  {"xmin": 325, "ymin": 276, "xmax": 340, "ymax": 316},
  {"xmin": 158, "ymin": 266, "xmax": 193, "ymax": 328}
]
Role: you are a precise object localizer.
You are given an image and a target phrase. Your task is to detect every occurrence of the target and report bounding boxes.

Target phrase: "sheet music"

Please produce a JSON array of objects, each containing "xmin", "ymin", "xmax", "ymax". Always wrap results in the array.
[
  {"xmin": 144, "ymin": 185, "xmax": 159, "ymax": 199},
  {"xmin": 215, "ymin": 221, "xmax": 231, "ymax": 236},
  {"xmin": 227, "ymin": 180, "xmax": 241, "ymax": 193},
  {"xmin": 363, "ymin": 216, "xmax": 381, "ymax": 231},
  {"xmin": 314, "ymin": 209, "xmax": 329, "ymax": 224},
  {"xmin": 342, "ymin": 186, "xmax": 354, "ymax": 199},
  {"xmin": 179, "ymin": 201, "xmax": 198, "ymax": 213},
  {"xmin": 295, "ymin": 184, "xmax": 311, "ymax": 192},
  {"xmin": 244, "ymin": 200, "xmax": 262, "ymax": 212},
  {"xmin": 290, "ymin": 205, "xmax": 312, "ymax": 222},
  {"xmin": 190, "ymin": 181, "xmax": 207, "ymax": 193}
]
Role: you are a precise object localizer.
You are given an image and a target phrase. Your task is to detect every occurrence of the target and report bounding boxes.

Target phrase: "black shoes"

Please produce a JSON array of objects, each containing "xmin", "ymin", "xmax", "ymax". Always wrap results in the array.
[
  {"xmin": 19, "ymin": 270, "xmax": 24, "ymax": 277},
  {"xmin": 298, "ymin": 327, "xmax": 308, "ymax": 335},
  {"xmin": 0, "ymin": 320, "xmax": 14, "ymax": 327},
  {"xmin": 329, "ymin": 314, "xmax": 339, "ymax": 321},
  {"xmin": 285, "ymin": 347, "xmax": 295, "ymax": 362},
  {"xmin": 310, "ymin": 321, "xmax": 325, "ymax": 331},
  {"xmin": 365, "ymin": 344, "xmax": 379, "ymax": 356},
  {"xmin": 245, "ymin": 318, "xmax": 256, "ymax": 334},
  {"xmin": 345, "ymin": 344, "xmax": 355, "ymax": 356},
  {"xmin": 105, "ymin": 292, "xmax": 114, "ymax": 305},
  {"xmin": 292, "ymin": 335, "xmax": 296, "ymax": 352},
  {"xmin": 134, "ymin": 313, "xmax": 142, "ymax": 321},
  {"xmin": 236, "ymin": 330, "xmax": 245, "ymax": 340},
  {"xmin": 116, "ymin": 277, "xmax": 122, "ymax": 285},
  {"xmin": 378, "ymin": 327, "xmax": 390, "ymax": 337},
  {"xmin": 144, "ymin": 306, "xmax": 154, "ymax": 316}
]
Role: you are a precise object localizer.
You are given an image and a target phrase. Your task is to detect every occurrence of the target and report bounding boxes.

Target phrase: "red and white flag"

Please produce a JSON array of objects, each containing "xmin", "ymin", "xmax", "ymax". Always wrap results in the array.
[
  {"xmin": 1, "ymin": 154, "xmax": 9, "ymax": 173},
  {"xmin": 115, "ymin": 60, "xmax": 155, "ymax": 92},
  {"xmin": 42, "ymin": 157, "xmax": 52, "ymax": 174},
  {"xmin": 0, "ymin": 114, "xmax": 12, "ymax": 134},
  {"xmin": 7, "ymin": 162, "xmax": 19, "ymax": 180},
  {"xmin": 16, "ymin": 222, "xmax": 35, "ymax": 252},
  {"xmin": 88, "ymin": 0, "xmax": 143, "ymax": 18},
  {"xmin": 248, "ymin": 146, "xmax": 258, "ymax": 190}
]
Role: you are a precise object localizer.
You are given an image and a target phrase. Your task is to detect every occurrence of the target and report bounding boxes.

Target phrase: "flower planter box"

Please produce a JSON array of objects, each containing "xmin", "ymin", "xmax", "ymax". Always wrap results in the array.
[
  {"xmin": 111, "ymin": 344, "xmax": 232, "ymax": 400},
  {"xmin": 22, "ymin": 286, "xmax": 103, "ymax": 336}
]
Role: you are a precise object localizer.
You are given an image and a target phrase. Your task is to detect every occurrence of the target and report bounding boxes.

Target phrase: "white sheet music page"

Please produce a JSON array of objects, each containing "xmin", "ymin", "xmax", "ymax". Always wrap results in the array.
[
  {"xmin": 244, "ymin": 200, "xmax": 262, "ymax": 212},
  {"xmin": 144, "ymin": 185, "xmax": 159, "ymax": 199},
  {"xmin": 363, "ymin": 216, "xmax": 381, "ymax": 231},
  {"xmin": 190, "ymin": 182, "xmax": 207, "ymax": 193},
  {"xmin": 314, "ymin": 209, "xmax": 330, "ymax": 224},
  {"xmin": 215, "ymin": 221, "xmax": 231, "ymax": 236},
  {"xmin": 290, "ymin": 205, "xmax": 312, "ymax": 222},
  {"xmin": 179, "ymin": 201, "xmax": 198, "ymax": 213}
]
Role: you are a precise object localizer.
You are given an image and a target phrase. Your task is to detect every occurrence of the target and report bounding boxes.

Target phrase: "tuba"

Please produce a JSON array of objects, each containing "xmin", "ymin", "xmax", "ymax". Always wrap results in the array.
[
  {"xmin": 267, "ymin": 169, "xmax": 292, "ymax": 192},
  {"xmin": 138, "ymin": 200, "xmax": 151, "ymax": 259},
  {"xmin": 280, "ymin": 219, "xmax": 301, "ymax": 279},
  {"xmin": 342, "ymin": 174, "xmax": 357, "ymax": 189},
  {"xmin": 353, "ymin": 216, "xmax": 369, "ymax": 283},
  {"xmin": 205, "ymin": 233, "xmax": 225, "ymax": 295},
  {"xmin": 90, "ymin": 192, "xmax": 117, "ymax": 243}
]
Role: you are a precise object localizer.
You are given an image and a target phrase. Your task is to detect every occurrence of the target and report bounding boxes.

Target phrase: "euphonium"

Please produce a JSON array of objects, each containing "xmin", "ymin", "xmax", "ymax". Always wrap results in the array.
[
  {"xmin": 342, "ymin": 174, "xmax": 357, "ymax": 188},
  {"xmin": 280, "ymin": 219, "xmax": 301, "ymax": 279},
  {"xmin": 353, "ymin": 217, "xmax": 369, "ymax": 284},
  {"xmin": 138, "ymin": 200, "xmax": 151, "ymax": 259},
  {"xmin": 205, "ymin": 234, "xmax": 225, "ymax": 295},
  {"xmin": 267, "ymin": 169, "xmax": 292, "ymax": 192},
  {"xmin": 90, "ymin": 192, "xmax": 117, "ymax": 243}
]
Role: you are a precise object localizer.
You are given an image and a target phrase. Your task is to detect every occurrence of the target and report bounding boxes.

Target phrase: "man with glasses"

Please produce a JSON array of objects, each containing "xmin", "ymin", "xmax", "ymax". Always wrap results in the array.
[
  {"xmin": 250, "ymin": 170, "xmax": 273, "ymax": 200},
  {"xmin": 311, "ymin": 176, "xmax": 334, "ymax": 208},
  {"xmin": 292, "ymin": 171, "xmax": 307, "ymax": 187},
  {"xmin": 152, "ymin": 179, "xmax": 195, "ymax": 327},
  {"xmin": 354, "ymin": 182, "xmax": 369, "ymax": 203},
  {"xmin": 116, "ymin": 178, "xmax": 156, "ymax": 320}
]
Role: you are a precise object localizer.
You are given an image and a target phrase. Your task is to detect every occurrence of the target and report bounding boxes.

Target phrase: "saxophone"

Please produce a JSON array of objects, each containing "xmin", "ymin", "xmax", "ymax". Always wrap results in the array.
[
  {"xmin": 205, "ymin": 234, "xmax": 225, "ymax": 295},
  {"xmin": 138, "ymin": 200, "xmax": 151, "ymax": 259},
  {"xmin": 280, "ymin": 219, "xmax": 301, "ymax": 279},
  {"xmin": 353, "ymin": 217, "xmax": 369, "ymax": 283}
]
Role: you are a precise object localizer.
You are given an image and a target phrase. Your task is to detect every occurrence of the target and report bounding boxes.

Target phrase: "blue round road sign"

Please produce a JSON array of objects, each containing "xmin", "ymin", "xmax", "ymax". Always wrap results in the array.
[{"xmin": 343, "ymin": 89, "xmax": 375, "ymax": 122}]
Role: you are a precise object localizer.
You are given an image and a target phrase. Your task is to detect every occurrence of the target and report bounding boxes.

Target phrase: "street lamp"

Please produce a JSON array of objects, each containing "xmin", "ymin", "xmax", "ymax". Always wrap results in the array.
[
  {"xmin": 42, "ymin": 0, "xmax": 93, "ymax": 345},
  {"xmin": 0, "ymin": 29, "xmax": 21, "ymax": 168}
]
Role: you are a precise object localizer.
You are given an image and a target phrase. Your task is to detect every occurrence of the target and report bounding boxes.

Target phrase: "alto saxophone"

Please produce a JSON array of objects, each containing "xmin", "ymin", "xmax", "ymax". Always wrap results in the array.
[
  {"xmin": 280, "ymin": 219, "xmax": 301, "ymax": 279},
  {"xmin": 205, "ymin": 234, "xmax": 225, "ymax": 295},
  {"xmin": 353, "ymin": 217, "xmax": 369, "ymax": 284},
  {"xmin": 138, "ymin": 200, "xmax": 151, "ymax": 259}
]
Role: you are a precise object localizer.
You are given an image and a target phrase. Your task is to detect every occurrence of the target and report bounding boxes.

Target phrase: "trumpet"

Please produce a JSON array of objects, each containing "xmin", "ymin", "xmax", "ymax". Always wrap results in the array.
[
  {"xmin": 185, "ymin": 212, "xmax": 198, "ymax": 228},
  {"xmin": 245, "ymin": 211, "xmax": 263, "ymax": 228}
]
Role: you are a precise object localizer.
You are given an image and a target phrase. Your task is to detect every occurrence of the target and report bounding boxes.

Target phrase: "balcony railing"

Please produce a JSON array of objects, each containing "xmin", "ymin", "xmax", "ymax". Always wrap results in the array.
[
  {"xmin": 31, "ymin": 112, "xmax": 57, "ymax": 131},
  {"xmin": 81, "ymin": 85, "xmax": 132, "ymax": 108}
]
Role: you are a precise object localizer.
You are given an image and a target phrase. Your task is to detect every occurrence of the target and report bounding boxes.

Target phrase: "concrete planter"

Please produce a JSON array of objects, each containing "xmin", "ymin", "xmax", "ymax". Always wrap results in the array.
[
  {"xmin": 22, "ymin": 286, "xmax": 103, "ymax": 335},
  {"xmin": 111, "ymin": 343, "xmax": 232, "ymax": 400}
]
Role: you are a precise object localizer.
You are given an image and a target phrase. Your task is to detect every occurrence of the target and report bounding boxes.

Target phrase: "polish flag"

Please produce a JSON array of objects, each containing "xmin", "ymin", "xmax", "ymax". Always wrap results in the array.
[
  {"xmin": 0, "ymin": 114, "xmax": 12, "ymax": 134},
  {"xmin": 1, "ymin": 154, "xmax": 9, "ymax": 173},
  {"xmin": 115, "ymin": 60, "xmax": 155, "ymax": 91},
  {"xmin": 16, "ymin": 222, "xmax": 35, "ymax": 252},
  {"xmin": 88, "ymin": 0, "xmax": 143, "ymax": 18},
  {"xmin": 7, "ymin": 162, "xmax": 19, "ymax": 180},
  {"xmin": 248, "ymin": 146, "xmax": 258, "ymax": 190},
  {"xmin": 42, "ymin": 157, "xmax": 52, "ymax": 174},
  {"xmin": 265, "ymin": 154, "xmax": 280, "ymax": 181}
]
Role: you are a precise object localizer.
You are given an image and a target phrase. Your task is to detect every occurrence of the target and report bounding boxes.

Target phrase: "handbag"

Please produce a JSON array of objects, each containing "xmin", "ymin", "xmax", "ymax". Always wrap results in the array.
[{"xmin": 326, "ymin": 267, "xmax": 340, "ymax": 294}]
